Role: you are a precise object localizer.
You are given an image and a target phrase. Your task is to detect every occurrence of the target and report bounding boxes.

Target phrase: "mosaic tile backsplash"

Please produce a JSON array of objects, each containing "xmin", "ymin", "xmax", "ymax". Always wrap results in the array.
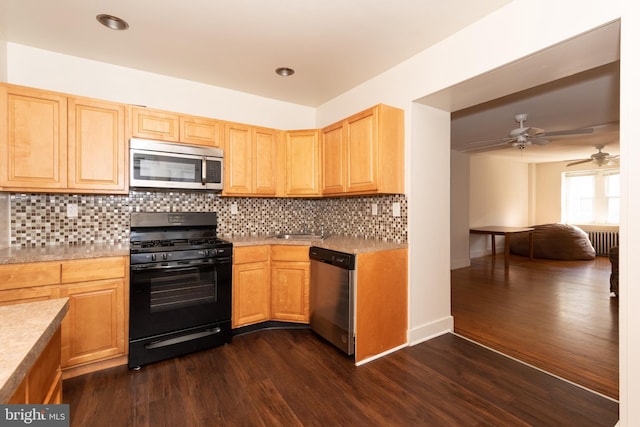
[{"xmin": 8, "ymin": 191, "xmax": 408, "ymax": 247}]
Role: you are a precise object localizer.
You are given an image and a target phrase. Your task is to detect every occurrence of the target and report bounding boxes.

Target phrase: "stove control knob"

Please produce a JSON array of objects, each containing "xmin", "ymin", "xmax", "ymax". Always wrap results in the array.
[
  {"xmin": 210, "ymin": 249, "xmax": 218, "ymax": 256},
  {"xmin": 161, "ymin": 253, "xmax": 168, "ymax": 261},
  {"xmin": 151, "ymin": 254, "xmax": 157, "ymax": 262}
]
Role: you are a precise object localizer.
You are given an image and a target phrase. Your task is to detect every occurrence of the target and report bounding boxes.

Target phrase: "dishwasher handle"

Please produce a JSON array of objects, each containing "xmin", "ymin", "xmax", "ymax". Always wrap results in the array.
[{"xmin": 309, "ymin": 247, "xmax": 355, "ymax": 270}]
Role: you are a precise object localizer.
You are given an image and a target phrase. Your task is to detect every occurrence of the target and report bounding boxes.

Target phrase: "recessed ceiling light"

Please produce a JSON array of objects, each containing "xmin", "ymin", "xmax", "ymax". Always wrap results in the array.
[
  {"xmin": 275, "ymin": 67, "xmax": 295, "ymax": 77},
  {"xmin": 96, "ymin": 14, "xmax": 129, "ymax": 31}
]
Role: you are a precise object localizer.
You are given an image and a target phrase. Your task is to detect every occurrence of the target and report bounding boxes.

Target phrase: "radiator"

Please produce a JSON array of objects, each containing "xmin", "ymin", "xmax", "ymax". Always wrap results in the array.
[{"xmin": 587, "ymin": 230, "xmax": 619, "ymax": 256}]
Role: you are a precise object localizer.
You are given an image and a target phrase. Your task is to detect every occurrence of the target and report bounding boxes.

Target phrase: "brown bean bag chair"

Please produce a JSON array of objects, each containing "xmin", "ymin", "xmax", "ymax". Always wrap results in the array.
[{"xmin": 510, "ymin": 223, "xmax": 595, "ymax": 260}]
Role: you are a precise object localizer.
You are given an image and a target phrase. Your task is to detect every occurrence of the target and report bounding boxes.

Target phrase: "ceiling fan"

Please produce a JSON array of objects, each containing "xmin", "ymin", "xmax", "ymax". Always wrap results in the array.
[
  {"xmin": 462, "ymin": 113, "xmax": 594, "ymax": 151},
  {"xmin": 566, "ymin": 145, "xmax": 620, "ymax": 167}
]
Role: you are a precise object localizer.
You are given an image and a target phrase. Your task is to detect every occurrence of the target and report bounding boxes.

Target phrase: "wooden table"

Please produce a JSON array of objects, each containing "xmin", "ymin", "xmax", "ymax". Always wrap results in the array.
[{"xmin": 470, "ymin": 226, "xmax": 534, "ymax": 271}]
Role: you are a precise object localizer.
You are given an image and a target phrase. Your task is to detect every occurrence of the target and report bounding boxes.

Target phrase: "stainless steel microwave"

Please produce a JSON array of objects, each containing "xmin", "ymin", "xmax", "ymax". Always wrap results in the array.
[{"xmin": 130, "ymin": 138, "xmax": 223, "ymax": 191}]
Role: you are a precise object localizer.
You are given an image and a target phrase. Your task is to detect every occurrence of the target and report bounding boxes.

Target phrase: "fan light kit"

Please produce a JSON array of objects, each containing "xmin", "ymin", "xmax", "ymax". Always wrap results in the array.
[{"xmin": 566, "ymin": 145, "xmax": 620, "ymax": 167}]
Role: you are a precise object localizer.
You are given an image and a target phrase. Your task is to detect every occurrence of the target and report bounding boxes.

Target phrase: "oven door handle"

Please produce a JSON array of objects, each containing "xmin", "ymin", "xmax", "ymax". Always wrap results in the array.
[{"xmin": 144, "ymin": 327, "xmax": 222, "ymax": 350}]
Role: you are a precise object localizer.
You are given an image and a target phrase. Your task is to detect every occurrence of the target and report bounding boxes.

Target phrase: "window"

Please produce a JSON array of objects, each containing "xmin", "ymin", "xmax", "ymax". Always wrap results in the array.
[{"xmin": 562, "ymin": 169, "xmax": 620, "ymax": 225}]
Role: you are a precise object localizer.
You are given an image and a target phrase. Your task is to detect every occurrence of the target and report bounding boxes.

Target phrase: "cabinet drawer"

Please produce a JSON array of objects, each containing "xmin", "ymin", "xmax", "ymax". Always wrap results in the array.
[
  {"xmin": 234, "ymin": 246, "xmax": 270, "ymax": 264},
  {"xmin": 270, "ymin": 245, "xmax": 309, "ymax": 262},
  {"xmin": 0, "ymin": 262, "xmax": 61, "ymax": 290},
  {"xmin": 61, "ymin": 257, "xmax": 126, "ymax": 283}
]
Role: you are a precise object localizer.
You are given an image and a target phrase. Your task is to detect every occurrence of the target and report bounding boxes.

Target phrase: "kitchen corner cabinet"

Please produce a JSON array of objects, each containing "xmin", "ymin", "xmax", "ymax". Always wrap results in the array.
[
  {"xmin": 130, "ymin": 106, "xmax": 223, "ymax": 148},
  {"xmin": 224, "ymin": 123, "xmax": 277, "ymax": 196},
  {"xmin": 0, "ymin": 83, "xmax": 127, "ymax": 194},
  {"xmin": 0, "ymin": 256, "xmax": 128, "ymax": 377},
  {"xmin": 285, "ymin": 130, "xmax": 321, "ymax": 197},
  {"xmin": 270, "ymin": 246, "xmax": 309, "ymax": 323},
  {"xmin": 232, "ymin": 246, "xmax": 271, "ymax": 327},
  {"xmin": 322, "ymin": 104, "xmax": 404, "ymax": 196}
]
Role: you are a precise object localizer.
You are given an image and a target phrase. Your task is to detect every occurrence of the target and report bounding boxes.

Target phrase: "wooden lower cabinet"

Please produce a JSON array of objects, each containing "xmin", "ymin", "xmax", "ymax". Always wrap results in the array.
[
  {"xmin": 232, "ymin": 245, "xmax": 310, "ymax": 327},
  {"xmin": 270, "ymin": 246, "xmax": 309, "ymax": 323},
  {"xmin": 355, "ymin": 248, "xmax": 408, "ymax": 363},
  {"xmin": 9, "ymin": 328, "xmax": 62, "ymax": 404},
  {"xmin": 232, "ymin": 246, "xmax": 271, "ymax": 327},
  {"xmin": 0, "ymin": 256, "xmax": 128, "ymax": 378},
  {"xmin": 59, "ymin": 278, "xmax": 125, "ymax": 368}
]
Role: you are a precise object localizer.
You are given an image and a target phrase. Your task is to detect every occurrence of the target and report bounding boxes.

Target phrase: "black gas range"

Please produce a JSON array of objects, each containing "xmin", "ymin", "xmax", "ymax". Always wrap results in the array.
[{"xmin": 128, "ymin": 212, "xmax": 232, "ymax": 368}]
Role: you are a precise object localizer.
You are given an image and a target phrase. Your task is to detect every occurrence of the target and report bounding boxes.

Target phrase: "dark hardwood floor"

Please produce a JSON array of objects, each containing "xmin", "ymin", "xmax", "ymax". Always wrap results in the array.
[
  {"xmin": 452, "ymin": 253, "xmax": 619, "ymax": 400},
  {"xmin": 63, "ymin": 328, "xmax": 618, "ymax": 426}
]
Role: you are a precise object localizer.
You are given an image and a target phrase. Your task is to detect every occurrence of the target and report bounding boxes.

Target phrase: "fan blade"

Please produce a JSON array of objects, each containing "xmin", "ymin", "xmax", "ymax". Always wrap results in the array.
[
  {"xmin": 566, "ymin": 159, "xmax": 592, "ymax": 167},
  {"xmin": 465, "ymin": 136, "xmax": 513, "ymax": 146},
  {"xmin": 459, "ymin": 140, "xmax": 512, "ymax": 152},
  {"xmin": 530, "ymin": 138, "xmax": 550, "ymax": 145},
  {"xmin": 543, "ymin": 127, "xmax": 594, "ymax": 137}
]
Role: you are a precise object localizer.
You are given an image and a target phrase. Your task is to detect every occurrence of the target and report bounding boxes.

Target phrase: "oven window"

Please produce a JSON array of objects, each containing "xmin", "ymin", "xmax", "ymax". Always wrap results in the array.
[{"xmin": 148, "ymin": 268, "xmax": 216, "ymax": 313}]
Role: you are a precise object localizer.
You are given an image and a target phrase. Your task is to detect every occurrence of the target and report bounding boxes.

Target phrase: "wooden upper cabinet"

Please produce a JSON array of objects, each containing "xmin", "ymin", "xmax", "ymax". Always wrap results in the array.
[
  {"xmin": 224, "ymin": 123, "xmax": 277, "ymax": 196},
  {"xmin": 0, "ymin": 84, "xmax": 68, "ymax": 189},
  {"xmin": 224, "ymin": 122, "xmax": 253, "ymax": 194},
  {"xmin": 130, "ymin": 107, "xmax": 179, "ymax": 142},
  {"xmin": 68, "ymin": 97, "xmax": 127, "ymax": 192},
  {"xmin": 285, "ymin": 129, "xmax": 321, "ymax": 196},
  {"xmin": 253, "ymin": 127, "xmax": 277, "ymax": 195},
  {"xmin": 321, "ymin": 121, "xmax": 346, "ymax": 195},
  {"xmin": 180, "ymin": 116, "xmax": 223, "ymax": 147},
  {"xmin": 345, "ymin": 108, "xmax": 378, "ymax": 193},
  {"xmin": 131, "ymin": 106, "xmax": 222, "ymax": 147},
  {"xmin": 323, "ymin": 104, "xmax": 404, "ymax": 196}
]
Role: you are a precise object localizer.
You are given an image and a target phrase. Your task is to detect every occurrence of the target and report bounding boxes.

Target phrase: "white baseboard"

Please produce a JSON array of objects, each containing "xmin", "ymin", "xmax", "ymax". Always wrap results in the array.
[{"xmin": 408, "ymin": 316, "xmax": 454, "ymax": 346}]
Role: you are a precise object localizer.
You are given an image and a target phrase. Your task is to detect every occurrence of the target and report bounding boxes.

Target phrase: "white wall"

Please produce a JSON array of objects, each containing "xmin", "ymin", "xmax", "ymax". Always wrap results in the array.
[
  {"xmin": 619, "ymin": 3, "xmax": 640, "ymax": 424},
  {"xmin": 0, "ymin": 40, "xmax": 7, "ymax": 82},
  {"xmin": 468, "ymin": 155, "xmax": 529, "ymax": 258},
  {"xmin": 5, "ymin": 44, "xmax": 316, "ymax": 131},
  {"xmin": 450, "ymin": 150, "xmax": 470, "ymax": 269}
]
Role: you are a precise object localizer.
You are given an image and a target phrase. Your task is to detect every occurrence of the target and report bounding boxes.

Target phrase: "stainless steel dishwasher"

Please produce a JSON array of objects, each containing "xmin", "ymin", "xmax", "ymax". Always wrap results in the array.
[{"xmin": 309, "ymin": 246, "xmax": 356, "ymax": 355}]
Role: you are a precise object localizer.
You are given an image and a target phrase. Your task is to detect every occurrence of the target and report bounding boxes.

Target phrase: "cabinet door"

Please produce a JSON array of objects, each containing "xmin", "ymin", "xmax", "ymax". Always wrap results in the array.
[
  {"xmin": 0, "ymin": 84, "xmax": 67, "ymax": 189},
  {"xmin": 345, "ymin": 107, "xmax": 377, "ymax": 193},
  {"xmin": 232, "ymin": 261, "xmax": 270, "ymax": 327},
  {"xmin": 321, "ymin": 121, "xmax": 346, "ymax": 195},
  {"xmin": 131, "ymin": 107, "xmax": 179, "ymax": 142},
  {"xmin": 68, "ymin": 97, "xmax": 127, "ymax": 192},
  {"xmin": 180, "ymin": 115, "xmax": 223, "ymax": 147},
  {"xmin": 224, "ymin": 123, "xmax": 253, "ymax": 195},
  {"xmin": 286, "ymin": 130, "xmax": 320, "ymax": 196},
  {"xmin": 271, "ymin": 260, "xmax": 309, "ymax": 322},
  {"xmin": 253, "ymin": 127, "xmax": 277, "ymax": 195},
  {"xmin": 59, "ymin": 278, "xmax": 126, "ymax": 367}
]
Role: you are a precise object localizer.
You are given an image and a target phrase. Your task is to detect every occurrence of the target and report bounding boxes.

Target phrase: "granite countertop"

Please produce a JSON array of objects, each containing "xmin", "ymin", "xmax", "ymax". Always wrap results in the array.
[
  {"xmin": 0, "ymin": 243, "xmax": 129, "ymax": 265},
  {"xmin": 0, "ymin": 298, "xmax": 69, "ymax": 403},
  {"xmin": 0, "ymin": 235, "xmax": 406, "ymax": 266},
  {"xmin": 224, "ymin": 234, "xmax": 407, "ymax": 254}
]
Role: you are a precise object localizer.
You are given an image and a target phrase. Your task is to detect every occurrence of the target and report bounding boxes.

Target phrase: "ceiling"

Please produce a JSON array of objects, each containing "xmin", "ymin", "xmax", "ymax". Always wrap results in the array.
[
  {"xmin": 0, "ymin": 1, "xmax": 621, "ymax": 165},
  {"xmin": 450, "ymin": 61, "xmax": 620, "ymax": 164},
  {"xmin": 0, "ymin": 0, "xmax": 511, "ymax": 107}
]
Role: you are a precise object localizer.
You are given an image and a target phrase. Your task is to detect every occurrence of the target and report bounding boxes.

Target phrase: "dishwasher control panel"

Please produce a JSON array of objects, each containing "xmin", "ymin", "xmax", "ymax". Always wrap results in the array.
[{"xmin": 309, "ymin": 247, "xmax": 355, "ymax": 270}]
